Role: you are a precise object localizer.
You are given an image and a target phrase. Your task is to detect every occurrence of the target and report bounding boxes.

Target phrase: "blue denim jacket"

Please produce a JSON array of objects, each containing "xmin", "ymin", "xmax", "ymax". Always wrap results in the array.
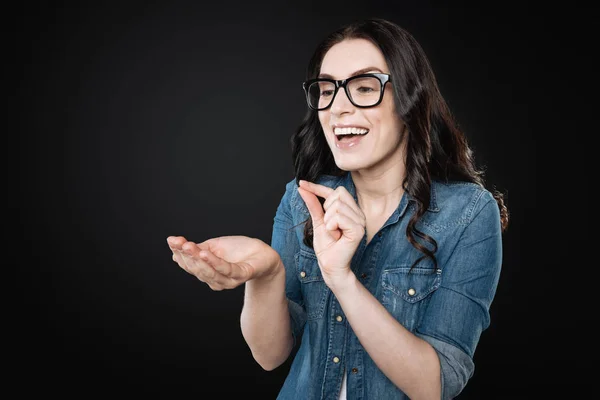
[{"xmin": 270, "ymin": 172, "xmax": 502, "ymax": 400}]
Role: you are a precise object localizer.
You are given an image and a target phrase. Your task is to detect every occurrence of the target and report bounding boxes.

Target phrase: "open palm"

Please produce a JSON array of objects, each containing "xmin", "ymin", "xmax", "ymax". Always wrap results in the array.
[{"xmin": 167, "ymin": 235, "xmax": 281, "ymax": 290}]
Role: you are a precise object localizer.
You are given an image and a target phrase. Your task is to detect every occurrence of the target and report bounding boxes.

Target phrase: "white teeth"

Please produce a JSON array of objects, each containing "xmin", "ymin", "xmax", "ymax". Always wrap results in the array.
[{"xmin": 333, "ymin": 127, "xmax": 369, "ymax": 135}]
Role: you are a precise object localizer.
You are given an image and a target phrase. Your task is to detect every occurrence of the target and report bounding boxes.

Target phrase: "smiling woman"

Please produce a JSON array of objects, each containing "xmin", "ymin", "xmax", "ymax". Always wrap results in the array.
[
  {"xmin": 310, "ymin": 39, "xmax": 405, "ymax": 175},
  {"xmin": 167, "ymin": 17, "xmax": 509, "ymax": 400}
]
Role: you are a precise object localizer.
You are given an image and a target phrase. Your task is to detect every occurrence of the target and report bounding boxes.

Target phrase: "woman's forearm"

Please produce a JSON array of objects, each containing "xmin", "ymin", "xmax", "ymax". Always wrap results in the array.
[
  {"xmin": 330, "ymin": 273, "xmax": 441, "ymax": 400},
  {"xmin": 240, "ymin": 259, "xmax": 293, "ymax": 371}
]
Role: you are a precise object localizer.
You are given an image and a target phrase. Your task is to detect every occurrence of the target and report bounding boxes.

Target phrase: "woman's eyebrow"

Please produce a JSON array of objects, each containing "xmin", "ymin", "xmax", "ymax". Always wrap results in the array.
[{"xmin": 318, "ymin": 67, "xmax": 384, "ymax": 79}]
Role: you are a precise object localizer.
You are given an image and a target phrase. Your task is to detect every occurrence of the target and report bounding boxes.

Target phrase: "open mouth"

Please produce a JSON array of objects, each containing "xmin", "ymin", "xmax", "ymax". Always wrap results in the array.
[{"xmin": 334, "ymin": 127, "xmax": 370, "ymax": 141}]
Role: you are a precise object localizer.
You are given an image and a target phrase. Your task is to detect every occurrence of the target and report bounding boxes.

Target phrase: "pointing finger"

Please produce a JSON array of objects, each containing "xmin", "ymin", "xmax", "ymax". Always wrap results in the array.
[
  {"xmin": 298, "ymin": 186, "xmax": 325, "ymax": 228},
  {"xmin": 299, "ymin": 180, "xmax": 334, "ymax": 199}
]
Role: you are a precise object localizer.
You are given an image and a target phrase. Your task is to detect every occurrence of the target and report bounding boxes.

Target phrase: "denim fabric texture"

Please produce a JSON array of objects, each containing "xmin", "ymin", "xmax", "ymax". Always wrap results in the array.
[{"xmin": 271, "ymin": 172, "xmax": 503, "ymax": 400}]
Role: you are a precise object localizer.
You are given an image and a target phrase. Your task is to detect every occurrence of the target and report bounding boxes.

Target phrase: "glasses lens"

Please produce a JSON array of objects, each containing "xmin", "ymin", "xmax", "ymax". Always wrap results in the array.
[
  {"xmin": 307, "ymin": 81, "xmax": 336, "ymax": 110},
  {"xmin": 347, "ymin": 76, "xmax": 382, "ymax": 107}
]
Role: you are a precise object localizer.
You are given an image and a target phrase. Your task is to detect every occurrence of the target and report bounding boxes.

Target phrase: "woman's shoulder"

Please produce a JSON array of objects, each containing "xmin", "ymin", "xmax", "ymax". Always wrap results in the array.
[{"xmin": 430, "ymin": 180, "xmax": 498, "ymax": 222}]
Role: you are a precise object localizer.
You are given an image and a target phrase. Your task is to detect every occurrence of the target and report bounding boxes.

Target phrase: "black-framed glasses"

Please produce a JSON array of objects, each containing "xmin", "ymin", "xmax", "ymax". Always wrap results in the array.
[{"xmin": 302, "ymin": 73, "xmax": 391, "ymax": 111}]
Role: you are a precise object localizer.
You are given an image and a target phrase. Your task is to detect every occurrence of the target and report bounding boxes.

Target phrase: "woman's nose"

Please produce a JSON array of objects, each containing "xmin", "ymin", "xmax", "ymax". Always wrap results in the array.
[{"xmin": 329, "ymin": 87, "xmax": 354, "ymax": 116}]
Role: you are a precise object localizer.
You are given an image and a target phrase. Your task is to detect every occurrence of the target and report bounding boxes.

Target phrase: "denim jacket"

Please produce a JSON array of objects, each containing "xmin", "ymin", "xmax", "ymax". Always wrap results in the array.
[{"xmin": 270, "ymin": 172, "xmax": 503, "ymax": 400}]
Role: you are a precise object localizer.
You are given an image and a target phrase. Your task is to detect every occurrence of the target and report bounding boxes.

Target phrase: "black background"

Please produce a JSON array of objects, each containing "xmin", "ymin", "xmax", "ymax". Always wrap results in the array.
[{"xmin": 13, "ymin": 1, "xmax": 581, "ymax": 398}]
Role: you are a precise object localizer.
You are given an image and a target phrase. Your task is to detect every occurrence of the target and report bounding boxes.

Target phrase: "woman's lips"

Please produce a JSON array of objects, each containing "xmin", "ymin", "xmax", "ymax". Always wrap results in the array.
[{"xmin": 335, "ymin": 133, "xmax": 367, "ymax": 149}]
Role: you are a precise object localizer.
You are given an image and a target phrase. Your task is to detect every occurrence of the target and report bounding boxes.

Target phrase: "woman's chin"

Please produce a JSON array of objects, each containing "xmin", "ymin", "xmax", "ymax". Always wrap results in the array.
[{"xmin": 334, "ymin": 159, "xmax": 366, "ymax": 172}]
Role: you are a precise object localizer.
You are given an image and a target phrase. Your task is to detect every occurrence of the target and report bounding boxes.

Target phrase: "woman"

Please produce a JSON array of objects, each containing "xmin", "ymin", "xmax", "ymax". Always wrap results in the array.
[{"xmin": 167, "ymin": 17, "xmax": 509, "ymax": 400}]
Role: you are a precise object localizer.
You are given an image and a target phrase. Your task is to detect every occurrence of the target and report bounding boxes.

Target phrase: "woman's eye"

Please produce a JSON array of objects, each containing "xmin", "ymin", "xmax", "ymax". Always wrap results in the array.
[
  {"xmin": 357, "ymin": 86, "xmax": 375, "ymax": 93},
  {"xmin": 321, "ymin": 90, "xmax": 334, "ymax": 97}
]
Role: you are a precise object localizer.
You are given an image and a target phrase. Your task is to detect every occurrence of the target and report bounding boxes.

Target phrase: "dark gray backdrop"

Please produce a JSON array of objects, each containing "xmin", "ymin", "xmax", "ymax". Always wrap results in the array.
[{"xmin": 14, "ymin": 1, "xmax": 574, "ymax": 398}]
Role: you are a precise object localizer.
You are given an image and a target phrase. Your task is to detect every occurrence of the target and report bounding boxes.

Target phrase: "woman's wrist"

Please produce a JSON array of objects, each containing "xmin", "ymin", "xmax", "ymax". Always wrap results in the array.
[
  {"xmin": 324, "ymin": 268, "xmax": 357, "ymax": 293},
  {"xmin": 255, "ymin": 257, "xmax": 285, "ymax": 284}
]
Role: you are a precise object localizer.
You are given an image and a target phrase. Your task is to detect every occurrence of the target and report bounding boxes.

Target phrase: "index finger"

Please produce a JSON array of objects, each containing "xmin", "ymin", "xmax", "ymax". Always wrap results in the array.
[
  {"xmin": 298, "ymin": 186, "xmax": 325, "ymax": 228},
  {"xmin": 298, "ymin": 180, "xmax": 334, "ymax": 199}
]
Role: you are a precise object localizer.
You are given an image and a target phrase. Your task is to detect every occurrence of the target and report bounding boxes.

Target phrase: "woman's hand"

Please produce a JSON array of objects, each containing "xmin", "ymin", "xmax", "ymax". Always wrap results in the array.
[
  {"xmin": 297, "ymin": 179, "xmax": 366, "ymax": 286},
  {"xmin": 167, "ymin": 235, "xmax": 282, "ymax": 291}
]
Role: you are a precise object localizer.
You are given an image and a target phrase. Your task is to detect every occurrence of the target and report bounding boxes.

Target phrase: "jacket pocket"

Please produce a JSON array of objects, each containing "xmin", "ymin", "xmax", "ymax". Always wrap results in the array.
[
  {"xmin": 381, "ymin": 265, "xmax": 441, "ymax": 331},
  {"xmin": 295, "ymin": 247, "xmax": 329, "ymax": 320}
]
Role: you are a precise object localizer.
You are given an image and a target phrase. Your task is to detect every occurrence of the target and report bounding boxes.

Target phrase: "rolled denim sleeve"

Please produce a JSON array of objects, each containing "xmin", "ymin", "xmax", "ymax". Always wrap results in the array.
[
  {"xmin": 416, "ymin": 191, "xmax": 503, "ymax": 399},
  {"xmin": 271, "ymin": 179, "xmax": 306, "ymax": 346}
]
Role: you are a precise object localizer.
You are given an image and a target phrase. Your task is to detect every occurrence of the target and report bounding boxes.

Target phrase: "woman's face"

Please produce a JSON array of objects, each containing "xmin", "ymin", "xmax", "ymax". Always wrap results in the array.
[{"xmin": 318, "ymin": 38, "xmax": 405, "ymax": 172}]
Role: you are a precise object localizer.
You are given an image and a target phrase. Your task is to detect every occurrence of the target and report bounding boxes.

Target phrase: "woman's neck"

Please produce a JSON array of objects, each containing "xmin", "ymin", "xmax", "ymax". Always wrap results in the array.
[{"xmin": 351, "ymin": 159, "xmax": 405, "ymax": 217}]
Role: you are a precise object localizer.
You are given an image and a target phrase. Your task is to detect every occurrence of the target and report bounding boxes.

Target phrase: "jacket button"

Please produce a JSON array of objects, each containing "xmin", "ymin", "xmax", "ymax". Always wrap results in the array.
[
  {"xmin": 351, "ymin": 367, "xmax": 358, "ymax": 373},
  {"xmin": 407, "ymin": 288, "xmax": 416, "ymax": 296},
  {"xmin": 336, "ymin": 315, "xmax": 343, "ymax": 322},
  {"xmin": 300, "ymin": 271, "xmax": 306, "ymax": 278},
  {"xmin": 333, "ymin": 357, "xmax": 340, "ymax": 363}
]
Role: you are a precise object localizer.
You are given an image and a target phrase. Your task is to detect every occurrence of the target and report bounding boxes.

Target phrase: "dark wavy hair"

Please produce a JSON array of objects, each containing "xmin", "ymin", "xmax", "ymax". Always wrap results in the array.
[{"xmin": 291, "ymin": 18, "xmax": 509, "ymax": 270}]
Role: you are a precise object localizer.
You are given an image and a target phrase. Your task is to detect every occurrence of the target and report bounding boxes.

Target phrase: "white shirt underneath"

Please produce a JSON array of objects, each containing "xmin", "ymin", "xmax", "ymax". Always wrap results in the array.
[{"xmin": 339, "ymin": 368, "xmax": 347, "ymax": 399}]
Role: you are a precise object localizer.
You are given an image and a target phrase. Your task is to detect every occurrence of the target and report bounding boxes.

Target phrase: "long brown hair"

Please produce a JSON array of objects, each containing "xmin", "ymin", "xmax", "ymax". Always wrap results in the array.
[{"xmin": 291, "ymin": 18, "xmax": 509, "ymax": 269}]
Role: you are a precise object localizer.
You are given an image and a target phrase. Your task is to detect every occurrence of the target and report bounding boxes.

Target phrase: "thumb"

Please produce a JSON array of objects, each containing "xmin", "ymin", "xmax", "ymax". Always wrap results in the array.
[{"xmin": 298, "ymin": 186, "xmax": 325, "ymax": 228}]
